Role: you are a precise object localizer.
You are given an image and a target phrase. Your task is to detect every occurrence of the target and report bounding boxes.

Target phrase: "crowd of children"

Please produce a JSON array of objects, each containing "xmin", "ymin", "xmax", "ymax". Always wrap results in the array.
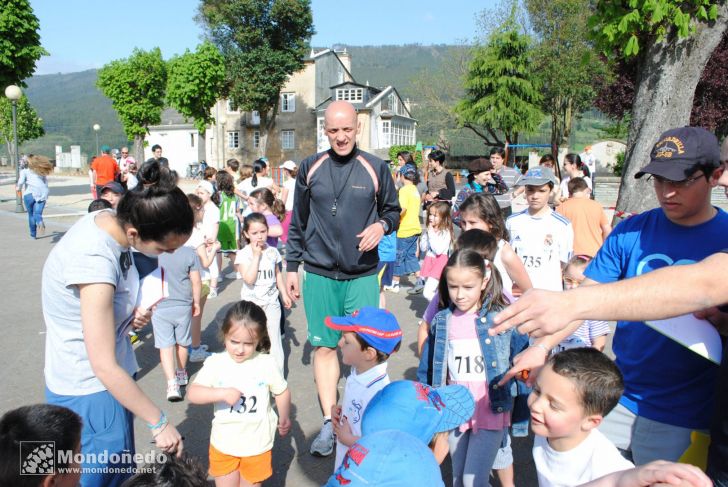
[{"xmin": 3, "ymin": 141, "xmax": 721, "ymax": 487}]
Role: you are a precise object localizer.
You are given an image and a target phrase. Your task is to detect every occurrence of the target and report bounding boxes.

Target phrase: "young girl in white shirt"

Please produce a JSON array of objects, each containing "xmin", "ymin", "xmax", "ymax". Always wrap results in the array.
[
  {"xmin": 195, "ymin": 180, "xmax": 220, "ymax": 298},
  {"xmin": 187, "ymin": 300, "xmax": 291, "ymax": 487},
  {"xmin": 419, "ymin": 201, "xmax": 454, "ymax": 300},
  {"xmin": 235, "ymin": 213, "xmax": 291, "ymax": 373}
]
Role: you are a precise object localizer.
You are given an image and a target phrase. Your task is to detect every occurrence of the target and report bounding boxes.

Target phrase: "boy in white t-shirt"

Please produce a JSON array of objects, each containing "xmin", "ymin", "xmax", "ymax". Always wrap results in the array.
[
  {"xmin": 507, "ymin": 167, "xmax": 573, "ymax": 291},
  {"xmin": 530, "ymin": 348, "xmax": 633, "ymax": 487},
  {"xmin": 324, "ymin": 307, "xmax": 403, "ymax": 469}
]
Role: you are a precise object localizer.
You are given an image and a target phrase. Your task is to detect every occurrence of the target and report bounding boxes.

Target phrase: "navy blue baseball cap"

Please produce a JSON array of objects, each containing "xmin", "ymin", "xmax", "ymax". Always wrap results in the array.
[
  {"xmin": 635, "ymin": 126, "xmax": 720, "ymax": 181},
  {"xmin": 325, "ymin": 307, "xmax": 402, "ymax": 355}
]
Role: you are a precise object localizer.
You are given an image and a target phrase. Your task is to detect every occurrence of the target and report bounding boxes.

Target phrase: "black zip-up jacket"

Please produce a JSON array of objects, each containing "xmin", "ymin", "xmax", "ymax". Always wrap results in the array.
[{"xmin": 286, "ymin": 146, "xmax": 401, "ymax": 279}]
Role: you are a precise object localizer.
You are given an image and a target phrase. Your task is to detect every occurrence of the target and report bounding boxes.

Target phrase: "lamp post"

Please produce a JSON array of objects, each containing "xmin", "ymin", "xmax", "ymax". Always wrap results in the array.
[
  {"xmin": 5, "ymin": 85, "xmax": 24, "ymax": 213},
  {"xmin": 93, "ymin": 123, "xmax": 100, "ymax": 156},
  {"xmin": 219, "ymin": 114, "xmax": 227, "ymax": 169}
]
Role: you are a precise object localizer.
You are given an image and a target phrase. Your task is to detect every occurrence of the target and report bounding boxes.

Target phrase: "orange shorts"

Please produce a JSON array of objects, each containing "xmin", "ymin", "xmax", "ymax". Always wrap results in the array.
[{"xmin": 208, "ymin": 444, "xmax": 272, "ymax": 482}]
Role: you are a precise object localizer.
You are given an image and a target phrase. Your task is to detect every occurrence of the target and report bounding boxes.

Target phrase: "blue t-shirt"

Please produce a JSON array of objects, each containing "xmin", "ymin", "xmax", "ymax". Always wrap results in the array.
[{"xmin": 585, "ymin": 208, "xmax": 728, "ymax": 429}]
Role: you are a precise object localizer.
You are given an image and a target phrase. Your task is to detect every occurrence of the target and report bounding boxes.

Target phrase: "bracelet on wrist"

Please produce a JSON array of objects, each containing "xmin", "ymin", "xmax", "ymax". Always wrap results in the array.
[
  {"xmin": 151, "ymin": 421, "xmax": 169, "ymax": 438},
  {"xmin": 146, "ymin": 411, "xmax": 168, "ymax": 430},
  {"xmin": 530, "ymin": 343, "xmax": 551, "ymax": 356}
]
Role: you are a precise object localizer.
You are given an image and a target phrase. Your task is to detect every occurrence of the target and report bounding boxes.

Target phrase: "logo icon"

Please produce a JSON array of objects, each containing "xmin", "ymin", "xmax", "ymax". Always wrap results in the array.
[{"xmin": 20, "ymin": 441, "xmax": 55, "ymax": 475}]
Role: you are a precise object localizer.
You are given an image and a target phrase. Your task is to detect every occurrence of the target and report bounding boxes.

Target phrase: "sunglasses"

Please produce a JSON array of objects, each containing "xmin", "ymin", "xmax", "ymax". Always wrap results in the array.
[{"xmin": 646, "ymin": 173, "xmax": 704, "ymax": 189}]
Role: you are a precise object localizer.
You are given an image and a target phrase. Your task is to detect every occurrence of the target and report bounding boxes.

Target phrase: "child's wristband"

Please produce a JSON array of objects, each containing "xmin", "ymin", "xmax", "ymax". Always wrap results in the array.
[{"xmin": 146, "ymin": 411, "xmax": 168, "ymax": 430}]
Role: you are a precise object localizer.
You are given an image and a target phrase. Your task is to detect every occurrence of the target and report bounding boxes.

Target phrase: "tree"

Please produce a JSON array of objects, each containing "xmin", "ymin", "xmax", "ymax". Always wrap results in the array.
[
  {"xmin": 0, "ymin": 95, "xmax": 44, "ymax": 161},
  {"xmin": 197, "ymin": 0, "xmax": 315, "ymax": 156},
  {"xmin": 590, "ymin": 1, "xmax": 728, "ymax": 218},
  {"xmin": 527, "ymin": 0, "xmax": 610, "ymax": 157},
  {"xmin": 97, "ymin": 48, "xmax": 167, "ymax": 162},
  {"xmin": 455, "ymin": 19, "xmax": 542, "ymax": 146},
  {"xmin": 166, "ymin": 42, "xmax": 226, "ymax": 136},
  {"xmin": 0, "ymin": 0, "xmax": 47, "ymax": 88}
]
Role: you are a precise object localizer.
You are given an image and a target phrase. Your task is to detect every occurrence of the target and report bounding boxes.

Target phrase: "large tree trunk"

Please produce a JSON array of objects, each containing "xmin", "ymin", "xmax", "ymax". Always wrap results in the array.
[
  {"xmin": 615, "ymin": 10, "xmax": 728, "ymax": 224},
  {"xmin": 133, "ymin": 135, "xmax": 144, "ymax": 165}
]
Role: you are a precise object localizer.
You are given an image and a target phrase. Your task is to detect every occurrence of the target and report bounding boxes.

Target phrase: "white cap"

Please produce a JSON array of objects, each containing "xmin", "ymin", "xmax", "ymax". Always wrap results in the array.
[
  {"xmin": 196, "ymin": 180, "xmax": 214, "ymax": 195},
  {"xmin": 281, "ymin": 160, "xmax": 297, "ymax": 171}
]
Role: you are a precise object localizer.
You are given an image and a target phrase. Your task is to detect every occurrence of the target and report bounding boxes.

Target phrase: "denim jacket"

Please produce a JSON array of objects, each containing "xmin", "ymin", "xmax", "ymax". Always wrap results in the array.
[{"xmin": 417, "ymin": 298, "xmax": 529, "ymax": 414}]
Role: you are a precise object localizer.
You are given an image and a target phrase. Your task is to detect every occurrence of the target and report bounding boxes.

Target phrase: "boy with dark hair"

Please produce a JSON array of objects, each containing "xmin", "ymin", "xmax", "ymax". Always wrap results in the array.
[
  {"xmin": 530, "ymin": 348, "xmax": 633, "ymax": 487},
  {"xmin": 507, "ymin": 166, "xmax": 574, "ymax": 291},
  {"xmin": 120, "ymin": 455, "xmax": 208, "ymax": 487},
  {"xmin": 0, "ymin": 404, "xmax": 83, "ymax": 487},
  {"xmin": 324, "ymin": 307, "xmax": 403, "ymax": 469}
]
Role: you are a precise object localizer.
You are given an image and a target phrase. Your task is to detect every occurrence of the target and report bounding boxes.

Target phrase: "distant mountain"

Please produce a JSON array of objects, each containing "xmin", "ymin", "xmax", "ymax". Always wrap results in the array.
[
  {"xmin": 18, "ymin": 45, "xmax": 465, "ymax": 159},
  {"xmin": 22, "ymin": 70, "xmax": 128, "ymax": 158}
]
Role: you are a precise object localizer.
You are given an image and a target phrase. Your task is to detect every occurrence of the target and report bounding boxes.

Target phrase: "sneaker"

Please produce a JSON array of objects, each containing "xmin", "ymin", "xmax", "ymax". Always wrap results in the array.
[
  {"xmin": 383, "ymin": 284, "xmax": 400, "ymax": 293},
  {"xmin": 310, "ymin": 420, "xmax": 335, "ymax": 457},
  {"xmin": 175, "ymin": 369, "xmax": 188, "ymax": 386},
  {"xmin": 208, "ymin": 288, "xmax": 218, "ymax": 299},
  {"xmin": 189, "ymin": 346, "xmax": 211, "ymax": 363},
  {"xmin": 225, "ymin": 271, "xmax": 241, "ymax": 279},
  {"xmin": 407, "ymin": 280, "xmax": 425, "ymax": 295},
  {"xmin": 217, "ymin": 276, "xmax": 223, "ymax": 283},
  {"xmin": 36, "ymin": 222, "xmax": 46, "ymax": 236},
  {"xmin": 128, "ymin": 331, "xmax": 139, "ymax": 344},
  {"xmin": 166, "ymin": 380, "xmax": 182, "ymax": 402}
]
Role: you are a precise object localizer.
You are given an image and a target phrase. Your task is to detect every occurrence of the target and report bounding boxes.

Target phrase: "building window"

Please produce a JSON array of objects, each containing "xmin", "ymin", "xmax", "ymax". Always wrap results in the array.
[
  {"xmin": 281, "ymin": 130, "xmax": 295, "ymax": 150},
  {"xmin": 253, "ymin": 131, "xmax": 260, "ymax": 149},
  {"xmin": 317, "ymin": 118, "xmax": 327, "ymax": 151},
  {"xmin": 226, "ymin": 99, "xmax": 238, "ymax": 113},
  {"xmin": 281, "ymin": 93, "xmax": 296, "ymax": 112},
  {"xmin": 251, "ymin": 111, "xmax": 260, "ymax": 125},
  {"xmin": 336, "ymin": 88, "xmax": 363, "ymax": 102},
  {"xmin": 227, "ymin": 131, "xmax": 240, "ymax": 149},
  {"xmin": 381, "ymin": 120, "xmax": 391, "ymax": 147},
  {"xmin": 190, "ymin": 133, "xmax": 195, "ymax": 147}
]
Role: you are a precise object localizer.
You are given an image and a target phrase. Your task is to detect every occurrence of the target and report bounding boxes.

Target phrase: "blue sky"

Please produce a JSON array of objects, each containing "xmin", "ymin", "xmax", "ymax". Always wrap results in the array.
[{"xmin": 31, "ymin": 0, "xmax": 491, "ymax": 74}]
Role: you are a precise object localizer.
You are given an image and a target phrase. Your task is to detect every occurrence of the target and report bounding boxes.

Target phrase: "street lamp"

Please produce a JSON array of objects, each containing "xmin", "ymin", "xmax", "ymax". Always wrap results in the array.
[
  {"xmin": 5, "ymin": 85, "xmax": 24, "ymax": 213},
  {"xmin": 93, "ymin": 123, "xmax": 101, "ymax": 156}
]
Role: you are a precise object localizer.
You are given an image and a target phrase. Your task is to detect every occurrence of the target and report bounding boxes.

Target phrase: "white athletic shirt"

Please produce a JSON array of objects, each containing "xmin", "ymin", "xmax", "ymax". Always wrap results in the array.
[
  {"xmin": 506, "ymin": 209, "xmax": 573, "ymax": 291},
  {"xmin": 533, "ymin": 430, "xmax": 633, "ymax": 487}
]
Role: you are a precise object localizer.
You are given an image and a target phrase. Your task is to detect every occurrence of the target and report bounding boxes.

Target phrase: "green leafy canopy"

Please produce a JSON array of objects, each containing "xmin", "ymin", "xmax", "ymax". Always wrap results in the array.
[
  {"xmin": 590, "ymin": 0, "xmax": 720, "ymax": 57},
  {"xmin": 166, "ymin": 42, "xmax": 225, "ymax": 135},
  {"xmin": 0, "ymin": 95, "xmax": 44, "ymax": 155},
  {"xmin": 96, "ymin": 48, "xmax": 167, "ymax": 140},
  {"xmin": 0, "ymin": 0, "xmax": 48, "ymax": 88},
  {"xmin": 197, "ymin": 0, "xmax": 315, "ymax": 114},
  {"xmin": 455, "ymin": 23, "xmax": 543, "ymax": 143}
]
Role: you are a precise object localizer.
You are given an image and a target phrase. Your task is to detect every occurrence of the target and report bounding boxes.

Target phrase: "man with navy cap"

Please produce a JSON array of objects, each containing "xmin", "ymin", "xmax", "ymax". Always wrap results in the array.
[{"xmin": 568, "ymin": 126, "xmax": 728, "ymax": 465}]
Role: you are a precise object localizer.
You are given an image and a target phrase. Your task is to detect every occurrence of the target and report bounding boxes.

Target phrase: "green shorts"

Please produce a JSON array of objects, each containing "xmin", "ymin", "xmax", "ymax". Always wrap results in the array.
[{"xmin": 302, "ymin": 271, "xmax": 379, "ymax": 348}]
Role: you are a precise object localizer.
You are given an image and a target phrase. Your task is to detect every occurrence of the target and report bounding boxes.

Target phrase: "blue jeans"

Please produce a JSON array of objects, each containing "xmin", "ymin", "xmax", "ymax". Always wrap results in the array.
[{"xmin": 23, "ymin": 193, "xmax": 46, "ymax": 238}]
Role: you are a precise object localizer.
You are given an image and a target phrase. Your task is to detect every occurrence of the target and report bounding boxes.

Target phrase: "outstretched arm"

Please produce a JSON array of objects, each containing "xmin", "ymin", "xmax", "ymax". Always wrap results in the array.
[{"xmin": 492, "ymin": 252, "xmax": 728, "ymax": 337}]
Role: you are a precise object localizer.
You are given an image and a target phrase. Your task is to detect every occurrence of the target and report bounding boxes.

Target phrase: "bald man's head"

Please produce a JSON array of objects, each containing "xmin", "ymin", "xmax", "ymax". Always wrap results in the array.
[{"xmin": 324, "ymin": 101, "xmax": 359, "ymax": 156}]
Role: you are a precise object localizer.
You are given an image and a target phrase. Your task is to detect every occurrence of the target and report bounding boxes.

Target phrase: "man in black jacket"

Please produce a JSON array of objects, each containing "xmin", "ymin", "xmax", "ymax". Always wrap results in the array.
[{"xmin": 286, "ymin": 100, "xmax": 401, "ymax": 457}]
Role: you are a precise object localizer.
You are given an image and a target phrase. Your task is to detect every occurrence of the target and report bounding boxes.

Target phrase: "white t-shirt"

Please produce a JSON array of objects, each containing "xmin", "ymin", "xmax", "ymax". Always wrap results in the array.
[
  {"xmin": 334, "ymin": 362, "xmax": 390, "ymax": 470},
  {"xmin": 283, "ymin": 178, "xmax": 296, "ymax": 212},
  {"xmin": 533, "ymin": 430, "xmax": 633, "ymax": 487},
  {"xmin": 237, "ymin": 176, "xmax": 275, "ymax": 197},
  {"xmin": 201, "ymin": 200, "xmax": 220, "ymax": 242},
  {"xmin": 42, "ymin": 211, "xmax": 139, "ymax": 395},
  {"xmin": 560, "ymin": 176, "xmax": 593, "ymax": 199},
  {"xmin": 185, "ymin": 226, "xmax": 209, "ymax": 281},
  {"xmin": 506, "ymin": 209, "xmax": 573, "ymax": 291},
  {"xmin": 235, "ymin": 245, "xmax": 282, "ymax": 304},
  {"xmin": 494, "ymin": 239, "xmax": 514, "ymax": 302},
  {"xmin": 193, "ymin": 351, "xmax": 287, "ymax": 457}
]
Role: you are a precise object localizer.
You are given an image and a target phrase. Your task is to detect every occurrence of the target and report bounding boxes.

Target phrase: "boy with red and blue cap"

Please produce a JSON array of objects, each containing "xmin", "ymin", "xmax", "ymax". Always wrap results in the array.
[{"xmin": 324, "ymin": 307, "xmax": 402, "ymax": 469}]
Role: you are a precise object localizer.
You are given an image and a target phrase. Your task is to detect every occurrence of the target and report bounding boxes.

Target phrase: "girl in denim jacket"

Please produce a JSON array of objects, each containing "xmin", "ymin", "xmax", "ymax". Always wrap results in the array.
[{"xmin": 418, "ymin": 248, "xmax": 528, "ymax": 487}]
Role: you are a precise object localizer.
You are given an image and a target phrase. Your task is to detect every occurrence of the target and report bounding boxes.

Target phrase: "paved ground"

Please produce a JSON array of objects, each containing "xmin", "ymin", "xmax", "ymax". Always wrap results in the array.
[{"xmin": 0, "ymin": 172, "xmax": 666, "ymax": 486}]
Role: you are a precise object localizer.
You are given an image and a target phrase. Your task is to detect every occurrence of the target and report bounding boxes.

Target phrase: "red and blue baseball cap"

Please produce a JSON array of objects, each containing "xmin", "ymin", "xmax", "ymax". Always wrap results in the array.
[
  {"xmin": 325, "ymin": 307, "xmax": 402, "ymax": 355},
  {"xmin": 324, "ymin": 430, "xmax": 445, "ymax": 487},
  {"xmin": 361, "ymin": 380, "xmax": 475, "ymax": 444}
]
